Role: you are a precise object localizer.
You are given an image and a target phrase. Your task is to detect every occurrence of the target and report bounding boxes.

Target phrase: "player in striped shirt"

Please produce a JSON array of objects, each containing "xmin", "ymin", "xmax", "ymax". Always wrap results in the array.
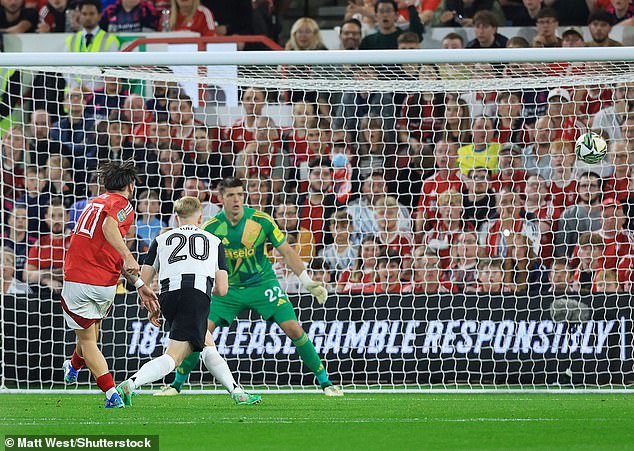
[{"xmin": 157, "ymin": 178, "xmax": 344, "ymax": 397}]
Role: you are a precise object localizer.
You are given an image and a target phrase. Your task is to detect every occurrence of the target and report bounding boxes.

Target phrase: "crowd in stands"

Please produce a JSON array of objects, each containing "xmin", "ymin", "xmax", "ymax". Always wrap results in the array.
[{"xmin": 1, "ymin": 0, "xmax": 634, "ymax": 298}]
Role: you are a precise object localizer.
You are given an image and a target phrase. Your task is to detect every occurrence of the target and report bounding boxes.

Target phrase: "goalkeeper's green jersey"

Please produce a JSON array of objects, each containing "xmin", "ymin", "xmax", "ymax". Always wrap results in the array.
[{"xmin": 202, "ymin": 207, "xmax": 286, "ymax": 288}]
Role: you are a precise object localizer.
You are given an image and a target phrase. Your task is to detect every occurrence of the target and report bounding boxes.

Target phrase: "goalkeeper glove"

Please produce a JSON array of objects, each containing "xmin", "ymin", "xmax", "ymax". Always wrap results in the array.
[{"xmin": 299, "ymin": 270, "xmax": 328, "ymax": 305}]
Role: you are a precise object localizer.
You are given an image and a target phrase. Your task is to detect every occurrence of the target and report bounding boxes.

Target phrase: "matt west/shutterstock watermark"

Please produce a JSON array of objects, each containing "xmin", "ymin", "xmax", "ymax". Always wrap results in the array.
[{"xmin": 4, "ymin": 435, "xmax": 159, "ymax": 450}]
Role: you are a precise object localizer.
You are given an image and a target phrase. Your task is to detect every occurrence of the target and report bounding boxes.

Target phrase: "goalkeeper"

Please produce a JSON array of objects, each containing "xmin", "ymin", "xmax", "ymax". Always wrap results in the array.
[{"xmin": 156, "ymin": 178, "xmax": 343, "ymax": 397}]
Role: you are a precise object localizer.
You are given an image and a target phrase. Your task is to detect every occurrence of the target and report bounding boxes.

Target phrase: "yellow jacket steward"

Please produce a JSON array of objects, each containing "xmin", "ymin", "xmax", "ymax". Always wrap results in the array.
[{"xmin": 66, "ymin": 29, "xmax": 119, "ymax": 52}]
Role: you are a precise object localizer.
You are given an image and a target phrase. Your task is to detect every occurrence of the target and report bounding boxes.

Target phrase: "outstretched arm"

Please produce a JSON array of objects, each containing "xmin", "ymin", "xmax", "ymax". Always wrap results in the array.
[{"xmin": 277, "ymin": 241, "xmax": 328, "ymax": 304}]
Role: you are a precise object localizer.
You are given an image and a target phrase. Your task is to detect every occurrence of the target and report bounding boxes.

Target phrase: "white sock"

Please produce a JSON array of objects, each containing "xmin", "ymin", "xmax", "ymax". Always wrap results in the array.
[
  {"xmin": 106, "ymin": 387, "xmax": 118, "ymax": 399},
  {"xmin": 131, "ymin": 354, "xmax": 176, "ymax": 389},
  {"xmin": 201, "ymin": 346, "xmax": 243, "ymax": 394}
]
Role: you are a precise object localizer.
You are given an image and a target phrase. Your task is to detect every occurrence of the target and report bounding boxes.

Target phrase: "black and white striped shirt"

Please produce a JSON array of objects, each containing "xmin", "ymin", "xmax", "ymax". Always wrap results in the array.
[{"xmin": 144, "ymin": 225, "xmax": 227, "ymax": 298}]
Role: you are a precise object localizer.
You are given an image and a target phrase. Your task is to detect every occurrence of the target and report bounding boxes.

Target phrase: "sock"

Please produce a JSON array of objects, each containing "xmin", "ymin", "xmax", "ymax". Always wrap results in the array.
[
  {"xmin": 70, "ymin": 351, "xmax": 85, "ymax": 370},
  {"xmin": 201, "ymin": 347, "xmax": 242, "ymax": 394},
  {"xmin": 96, "ymin": 372, "xmax": 115, "ymax": 395},
  {"xmin": 171, "ymin": 351, "xmax": 200, "ymax": 391},
  {"xmin": 292, "ymin": 332, "xmax": 331, "ymax": 388},
  {"xmin": 131, "ymin": 354, "xmax": 176, "ymax": 389}
]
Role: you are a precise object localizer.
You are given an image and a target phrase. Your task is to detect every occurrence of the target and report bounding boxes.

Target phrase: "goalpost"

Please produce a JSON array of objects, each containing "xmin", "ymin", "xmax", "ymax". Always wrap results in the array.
[{"xmin": 1, "ymin": 48, "xmax": 634, "ymax": 394}]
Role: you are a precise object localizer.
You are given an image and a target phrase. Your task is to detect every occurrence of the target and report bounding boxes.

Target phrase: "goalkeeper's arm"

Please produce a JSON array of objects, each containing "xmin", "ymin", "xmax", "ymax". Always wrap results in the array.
[{"xmin": 276, "ymin": 241, "xmax": 328, "ymax": 304}]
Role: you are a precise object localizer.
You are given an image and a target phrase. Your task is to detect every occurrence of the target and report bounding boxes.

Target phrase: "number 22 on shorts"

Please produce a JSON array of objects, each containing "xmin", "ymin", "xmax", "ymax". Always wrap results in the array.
[{"xmin": 265, "ymin": 286, "xmax": 286, "ymax": 303}]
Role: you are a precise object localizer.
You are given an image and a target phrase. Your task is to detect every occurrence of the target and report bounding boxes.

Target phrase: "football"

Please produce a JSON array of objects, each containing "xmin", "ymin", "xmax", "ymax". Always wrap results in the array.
[{"xmin": 575, "ymin": 131, "xmax": 608, "ymax": 164}]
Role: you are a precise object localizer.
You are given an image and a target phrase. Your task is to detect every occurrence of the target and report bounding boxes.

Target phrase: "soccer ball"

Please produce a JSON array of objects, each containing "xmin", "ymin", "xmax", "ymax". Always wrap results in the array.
[{"xmin": 575, "ymin": 132, "xmax": 607, "ymax": 164}]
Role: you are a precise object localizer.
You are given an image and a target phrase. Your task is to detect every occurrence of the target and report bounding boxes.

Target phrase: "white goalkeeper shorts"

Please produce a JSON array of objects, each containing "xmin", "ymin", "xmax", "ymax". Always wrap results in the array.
[{"xmin": 60, "ymin": 281, "xmax": 117, "ymax": 330}]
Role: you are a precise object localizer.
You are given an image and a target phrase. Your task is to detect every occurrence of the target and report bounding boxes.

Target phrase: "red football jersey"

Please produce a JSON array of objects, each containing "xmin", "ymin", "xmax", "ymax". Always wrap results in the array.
[{"xmin": 64, "ymin": 193, "xmax": 134, "ymax": 286}]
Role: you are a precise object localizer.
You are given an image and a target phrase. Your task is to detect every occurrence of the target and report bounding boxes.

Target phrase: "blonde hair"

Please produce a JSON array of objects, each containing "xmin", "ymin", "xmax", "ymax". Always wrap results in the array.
[
  {"xmin": 174, "ymin": 196, "xmax": 202, "ymax": 218},
  {"xmin": 374, "ymin": 195, "xmax": 398, "ymax": 209},
  {"xmin": 285, "ymin": 17, "xmax": 325, "ymax": 50},
  {"xmin": 331, "ymin": 210, "xmax": 352, "ymax": 226},
  {"xmin": 170, "ymin": 0, "xmax": 201, "ymax": 30}
]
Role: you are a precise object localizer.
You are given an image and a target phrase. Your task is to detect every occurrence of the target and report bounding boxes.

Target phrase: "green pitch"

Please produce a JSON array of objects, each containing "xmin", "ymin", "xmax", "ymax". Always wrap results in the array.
[{"xmin": 1, "ymin": 393, "xmax": 633, "ymax": 450}]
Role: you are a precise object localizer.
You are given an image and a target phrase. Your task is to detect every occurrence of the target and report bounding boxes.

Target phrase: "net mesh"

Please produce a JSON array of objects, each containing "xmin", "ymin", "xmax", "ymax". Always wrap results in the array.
[{"xmin": 2, "ymin": 57, "xmax": 634, "ymax": 391}]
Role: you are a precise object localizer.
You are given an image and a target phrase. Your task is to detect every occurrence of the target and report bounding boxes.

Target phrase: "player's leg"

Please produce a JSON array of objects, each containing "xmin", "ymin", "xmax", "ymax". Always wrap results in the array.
[
  {"xmin": 198, "ymin": 326, "xmax": 261, "ymax": 405},
  {"xmin": 75, "ymin": 324, "xmax": 124, "ymax": 408},
  {"xmin": 119, "ymin": 339, "xmax": 192, "ymax": 404},
  {"xmin": 63, "ymin": 343, "xmax": 85, "ymax": 383}
]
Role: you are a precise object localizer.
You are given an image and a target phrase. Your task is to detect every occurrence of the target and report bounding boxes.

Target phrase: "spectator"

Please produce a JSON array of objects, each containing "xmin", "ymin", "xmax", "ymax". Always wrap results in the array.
[
  {"xmin": 432, "ymin": 0, "xmax": 504, "ymax": 26},
  {"xmin": 2, "ymin": 205, "xmax": 36, "ymax": 281},
  {"xmin": 285, "ymin": 17, "xmax": 327, "ymax": 50},
  {"xmin": 123, "ymin": 94, "xmax": 154, "ymax": 147},
  {"xmin": 37, "ymin": 0, "xmax": 70, "ymax": 32},
  {"xmin": 167, "ymin": 177, "xmax": 220, "ymax": 228},
  {"xmin": 606, "ymin": 0, "xmax": 634, "ymax": 23},
  {"xmin": 28, "ymin": 109, "xmax": 62, "ymax": 167},
  {"xmin": 0, "ymin": 0, "xmax": 36, "ymax": 32},
  {"xmin": 1, "ymin": 126, "xmax": 27, "ymax": 204},
  {"xmin": 168, "ymin": 0, "xmax": 216, "ymax": 35},
  {"xmin": 235, "ymin": 116, "xmax": 284, "ymax": 193},
  {"xmin": 320, "ymin": 211, "xmax": 359, "ymax": 277},
  {"xmin": 585, "ymin": 9, "xmax": 622, "ymax": 47},
  {"xmin": 592, "ymin": 82, "xmax": 634, "ymax": 142},
  {"xmin": 25, "ymin": 199, "xmax": 69, "ymax": 296},
  {"xmin": 599, "ymin": 197, "xmax": 633, "ymax": 270},
  {"xmin": 524, "ymin": 173, "xmax": 558, "ymax": 264},
  {"xmin": 548, "ymin": 257, "xmax": 573, "ymax": 295},
  {"xmin": 97, "ymin": 112, "xmax": 134, "ymax": 162},
  {"xmin": 145, "ymin": 79, "xmax": 177, "ymax": 118},
  {"xmin": 465, "ymin": 11, "xmax": 508, "ymax": 49},
  {"xmin": 202, "ymin": 0, "xmax": 253, "ymax": 38},
  {"xmin": 491, "ymin": 143, "xmax": 528, "ymax": 193},
  {"xmin": 549, "ymin": 140, "xmax": 578, "ymax": 212},
  {"xmin": 347, "ymin": 171, "xmax": 412, "ymax": 245},
  {"xmin": 409, "ymin": 250, "xmax": 447, "ymax": 293},
  {"xmin": 561, "ymin": 27, "xmax": 585, "ymax": 47},
  {"xmin": 605, "ymin": 141, "xmax": 632, "ymax": 202},
  {"xmin": 555, "ymin": 171, "xmax": 603, "ymax": 258},
  {"xmin": 441, "ymin": 94, "xmax": 471, "ymax": 143},
  {"xmin": 50, "ymin": 88, "xmax": 97, "ymax": 185},
  {"xmin": 441, "ymin": 32, "xmax": 464, "ymax": 49},
  {"xmin": 457, "ymin": 116, "xmax": 499, "ymax": 175},
  {"xmin": 273, "ymin": 201, "xmax": 315, "ymax": 263},
  {"xmin": 88, "ymin": 75, "xmax": 129, "ymax": 119},
  {"xmin": 532, "ymin": 8, "xmax": 562, "ymax": 47},
  {"xmin": 463, "ymin": 167, "xmax": 498, "ymax": 229},
  {"xmin": 67, "ymin": 171, "xmax": 99, "ymax": 230},
  {"xmin": 357, "ymin": 116, "xmax": 398, "ymax": 182},
  {"xmin": 184, "ymin": 126, "xmax": 227, "ymax": 184},
  {"xmin": 43, "ymin": 154, "xmax": 74, "ymax": 203},
  {"xmin": 494, "ymin": 91, "xmax": 530, "ymax": 146},
  {"xmin": 100, "ymin": 0, "xmax": 158, "ymax": 32},
  {"xmin": 548, "ymin": 87, "xmax": 587, "ymax": 143},
  {"xmin": 375, "ymin": 195, "xmax": 414, "ymax": 269},
  {"xmin": 17, "ymin": 166, "xmax": 50, "ymax": 235},
  {"xmin": 523, "ymin": 116, "xmax": 554, "ymax": 180},
  {"xmin": 157, "ymin": 148, "xmax": 185, "ymax": 218},
  {"xmin": 2, "ymin": 248, "xmax": 30, "ymax": 294},
  {"xmin": 224, "ymin": 87, "xmax": 265, "ymax": 159},
  {"xmin": 297, "ymin": 158, "xmax": 337, "ymax": 247},
  {"xmin": 444, "ymin": 231, "xmax": 480, "ymax": 293},
  {"xmin": 476, "ymin": 257, "xmax": 503, "ymax": 293},
  {"xmin": 423, "ymin": 189, "xmax": 469, "ymax": 268},
  {"xmin": 283, "ymin": 101, "xmax": 314, "ymax": 175},
  {"xmin": 415, "ymin": 140, "xmax": 461, "ymax": 234},
  {"xmin": 136, "ymin": 189, "xmax": 165, "ymax": 246},
  {"xmin": 245, "ymin": 177, "xmax": 274, "ymax": 216},
  {"xmin": 397, "ymin": 31, "xmax": 422, "ymax": 79},
  {"xmin": 359, "ymin": 0, "xmax": 423, "ymax": 50},
  {"xmin": 572, "ymin": 232, "xmax": 603, "ymax": 294},
  {"xmin": 380, "ymin": 255, "xmax": 410, "ymax": 293},
  {"xmin": 483, "ymin": 189, "xmax": 540, "ymax": 292},
  {"xmin": 595, "ymin": 269, "xmax": 621, "ymax": 293},
  {"xmin": 337, "ymin": 234, "xmax": 384, "ymax": 294},
  {"xmin": 510, "ymin": 0, "xmax": 542, "ymax": 25},
  {"xmin": 64, "ymin": 0, "xmax": 119, "ymax": 55},
  {"xmin": 339, "ymin": 18, "xmax": 362, "ymax": 50}
]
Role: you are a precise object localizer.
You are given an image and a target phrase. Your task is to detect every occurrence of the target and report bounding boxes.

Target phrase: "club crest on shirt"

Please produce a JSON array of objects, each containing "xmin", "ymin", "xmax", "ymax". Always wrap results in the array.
[{"xmin": 117, "ymin": 209, "xmax": 127, "ymax": 222}]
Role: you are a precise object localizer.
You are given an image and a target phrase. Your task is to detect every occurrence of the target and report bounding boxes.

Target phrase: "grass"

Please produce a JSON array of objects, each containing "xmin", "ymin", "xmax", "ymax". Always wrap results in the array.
[{"xmin": 1, "ymin": 393, "xmax": 633, "ymax": 450}]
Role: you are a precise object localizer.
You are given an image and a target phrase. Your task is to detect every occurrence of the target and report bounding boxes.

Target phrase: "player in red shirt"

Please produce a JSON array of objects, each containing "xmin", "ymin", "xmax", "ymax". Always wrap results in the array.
[{"xmin": 61, "ymin": 160, "xmax": 158, "ymax": 409}]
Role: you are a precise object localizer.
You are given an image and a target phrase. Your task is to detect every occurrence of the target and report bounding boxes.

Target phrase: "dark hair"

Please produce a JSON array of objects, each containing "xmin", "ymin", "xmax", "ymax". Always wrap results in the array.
[
  {"xmin": 397, "ymin": 31, "xmax": 421, "ymax": 45},
  {"xmin": 537, "ymin": 7, "xmax": 558, "ymax": 20},
  {"xmin": 78, "ymin": 0, "xmax": 101, "ymax": 13},
  {"xmin": 442, "ymin": 32, "xmax": 464, "ymax": 45},
  {"xmin": 473, "ymin": 10, "xmax": 498, "ymax": 27},
  {"xmin": 562, "ymin": 28, "xmax": 584, "ymax": 40},
  {"xmin": 99, "ymin": 159, "xmax": 139, "ymax": 191},
  {"xmin": 374, "ymin": 0, "xmax": 397, "ymax": 13},
  {"xmin": 310, "ymin": 256, "xmax": 330, "ymax": 272},
  {"xmin": 218, "ymin": 177, "xmax": 245, "ymax": 194},
  {"xmin": 308, "ymin": 157, "xmax": 332, "ymax": 170},
  {"xmin": 507, "ymin": 36, "xmax": 530, "ymax": 48},
  {"xmin": 340, "ymin": 18, "xmax": 362, "ymax": 31},
  {"xmin": 588, "ymin": 8, "xmax": 614, "ymax": 25}
]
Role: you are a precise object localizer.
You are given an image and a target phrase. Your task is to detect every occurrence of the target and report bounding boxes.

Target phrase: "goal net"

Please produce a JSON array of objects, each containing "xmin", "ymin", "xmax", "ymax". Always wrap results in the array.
[{"xmin": 1, "ymin": 48, "xmax": 634, "ymax": 393}]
